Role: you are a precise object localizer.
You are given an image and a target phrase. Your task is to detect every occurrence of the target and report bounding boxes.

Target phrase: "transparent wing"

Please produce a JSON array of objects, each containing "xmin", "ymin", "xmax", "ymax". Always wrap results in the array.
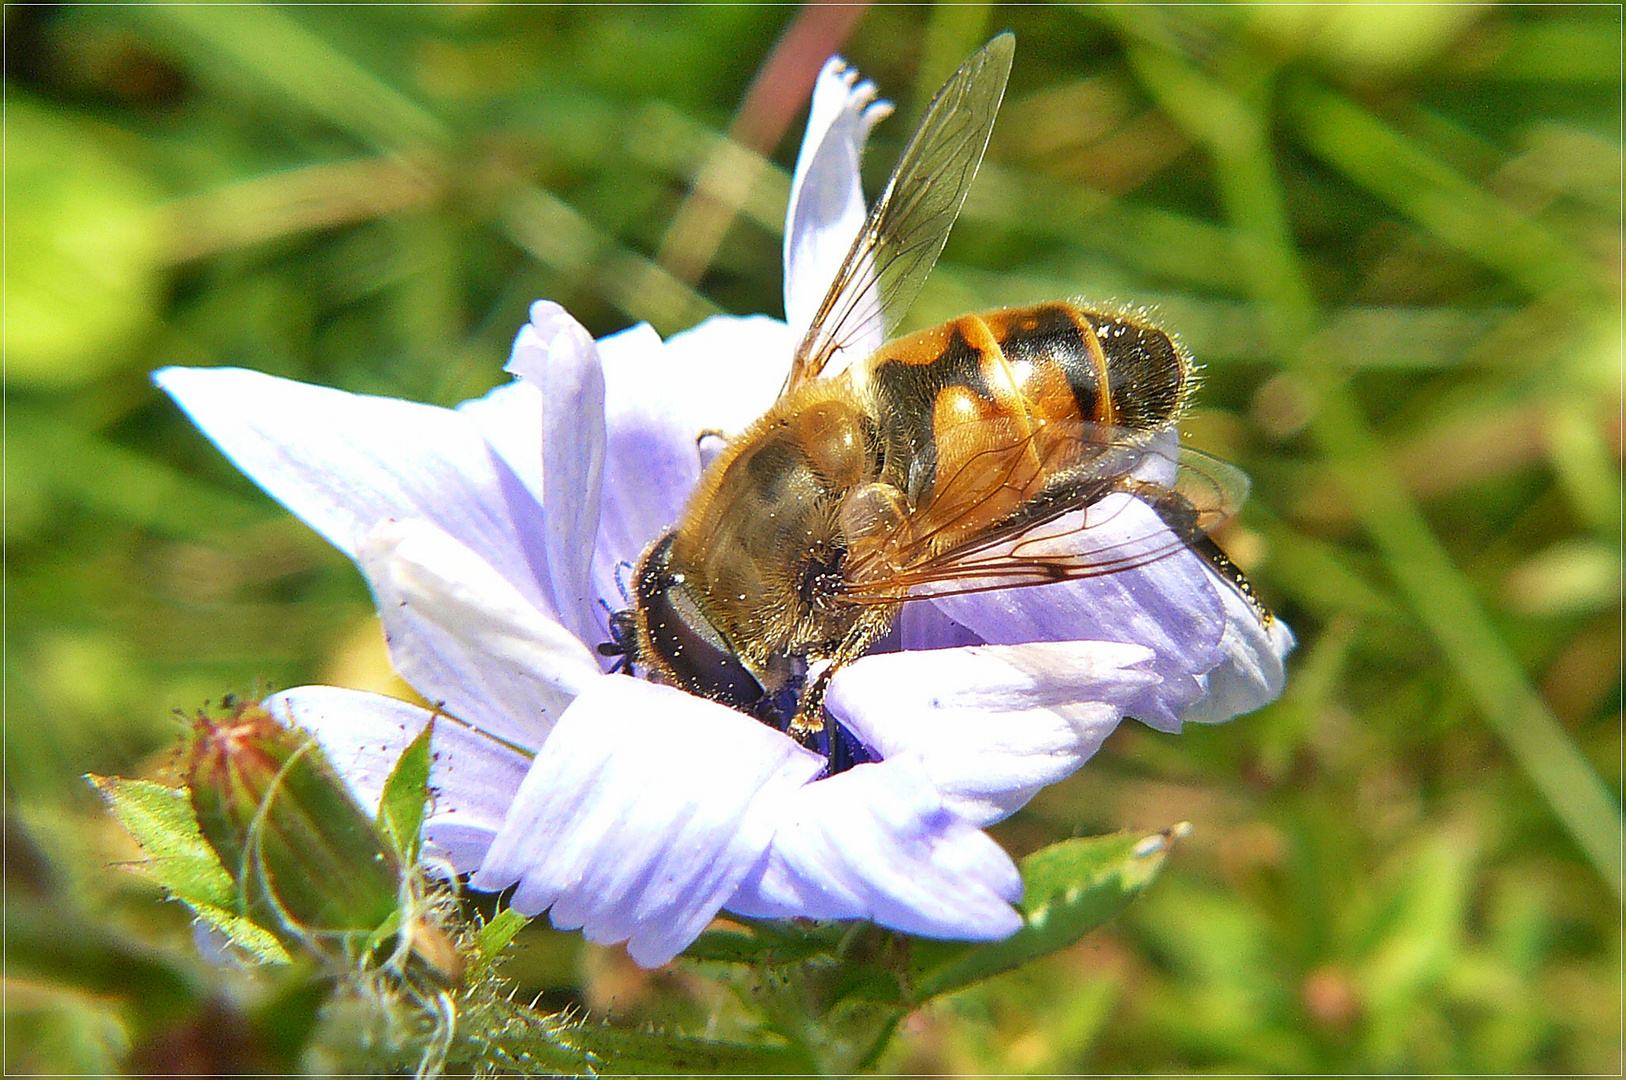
[
  {"xmin": 784, "ymin": 32, "xmax": 1015, "ymax": 391},
  {"xmin": 838, "ymin": 421, "xmax": 1250, "ymax": 604},
  {"xmin": 1172, "ymin": 446, "xmax": 1251, "ymax": 536}
]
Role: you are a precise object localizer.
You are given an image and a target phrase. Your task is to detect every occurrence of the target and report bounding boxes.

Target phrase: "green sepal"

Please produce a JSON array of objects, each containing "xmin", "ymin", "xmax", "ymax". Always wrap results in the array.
[
  {"xmin": 473, "ymin": 907, "xmax": 529, "ymax": 963},
  {"xmin": 185, "ymin": 703, "xmax": 402, "ymax": 950},
  {"xmin": 375, "ymin": 720, "xmax": 432, "ymax": 865},
  {"xmin": 362, "ymin": 906, "xmax": 405, "ymax": 960},
  {"xmin": 907, "ymin": 825, "xmax": 1185, "ymax": 1002}
]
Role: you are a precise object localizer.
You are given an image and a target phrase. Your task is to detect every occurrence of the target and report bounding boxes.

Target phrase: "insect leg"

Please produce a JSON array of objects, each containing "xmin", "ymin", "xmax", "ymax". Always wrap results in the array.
[
  {"xmin": 1124, "ymin": 480, "xmax": 1275, "ymax": 628},
  {"xmin": 787, "ymin": 604, "xmax": 901, "ymax": 742}
]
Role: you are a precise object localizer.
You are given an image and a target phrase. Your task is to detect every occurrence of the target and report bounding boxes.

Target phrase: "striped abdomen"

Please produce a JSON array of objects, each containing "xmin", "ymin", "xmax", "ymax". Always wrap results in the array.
[{"xmin": 856, "ymin": 302, "xmax": 1193, "ymax": 505}]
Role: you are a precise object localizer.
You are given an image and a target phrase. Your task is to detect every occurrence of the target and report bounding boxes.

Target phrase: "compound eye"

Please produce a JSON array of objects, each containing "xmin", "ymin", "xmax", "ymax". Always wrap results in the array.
[{"xmin": 636, "ymin": 535, "xmax": 764, "ymax": 711}]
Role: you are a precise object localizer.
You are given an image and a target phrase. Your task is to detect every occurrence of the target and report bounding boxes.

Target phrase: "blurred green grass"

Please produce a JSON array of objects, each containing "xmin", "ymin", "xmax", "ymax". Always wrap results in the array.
[{"xmin": 4, "ymin": 4, "xmax": 1619, "ymax": 1074}]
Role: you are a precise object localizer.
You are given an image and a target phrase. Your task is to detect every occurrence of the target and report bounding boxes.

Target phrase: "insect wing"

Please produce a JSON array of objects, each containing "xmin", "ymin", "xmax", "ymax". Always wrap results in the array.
[
  {"xmin": 839, "ymin": 421, "xmax": 1249, "ymax": 603},
  {"xmin": 784, "ymin": 32, "xmax": 1015, "ymax": 390},
  {"xmin": 1174, "ymin": 446, "xmax": 1250, "ymax": 536}
]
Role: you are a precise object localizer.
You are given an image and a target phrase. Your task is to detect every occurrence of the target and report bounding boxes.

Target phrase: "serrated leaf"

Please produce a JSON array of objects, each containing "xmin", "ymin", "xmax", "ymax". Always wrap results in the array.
[
  {"xmin": 908, "ymin": 825, "xmax": 1186, "ymax": 1001},
  {"xmin": 474, "ymin": 908, "xmax": 529, "ymax": 962},
  {"xmin": 375, "ymin": 720, "xmax": 433, "ymax": 865},
  {"xmin": 89, "ymin": 771, "xmax": 290, "ymax": 964},
  {"xmin": 88, "ymin": 774, "xmax": 235, "ymax": 910},
  {"xmin": 191, "ymin": 902, "xmax": 294, "ymax": 965},
  {"xmin": 438, "ymin": 994, "xmax": 803, "ymax": 1077}
]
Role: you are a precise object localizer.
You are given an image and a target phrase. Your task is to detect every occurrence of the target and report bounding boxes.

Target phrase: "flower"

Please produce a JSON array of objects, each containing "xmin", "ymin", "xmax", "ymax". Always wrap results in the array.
[{"xmin": 156, "ymin": 59, "xmax": 1293, "ymax": 968}]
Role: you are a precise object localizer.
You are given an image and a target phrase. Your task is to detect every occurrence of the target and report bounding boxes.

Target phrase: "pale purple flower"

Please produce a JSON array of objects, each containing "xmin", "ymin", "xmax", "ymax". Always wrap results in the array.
[{"xmin": 156, "ymin": 60, "xmax": 1292, "ymax": 968}]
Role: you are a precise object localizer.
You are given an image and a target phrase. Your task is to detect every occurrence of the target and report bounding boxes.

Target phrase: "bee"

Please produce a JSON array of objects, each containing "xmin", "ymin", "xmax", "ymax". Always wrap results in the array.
[{"xmin": 612, "ymin": 33, "xmax": 1269, "ymax": 743}]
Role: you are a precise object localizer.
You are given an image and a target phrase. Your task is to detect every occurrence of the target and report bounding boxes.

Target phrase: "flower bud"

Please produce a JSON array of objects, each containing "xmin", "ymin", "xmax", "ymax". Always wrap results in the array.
[{"xmin": 183, "ymin": 697, "xmax": 401, "ymax": 955}]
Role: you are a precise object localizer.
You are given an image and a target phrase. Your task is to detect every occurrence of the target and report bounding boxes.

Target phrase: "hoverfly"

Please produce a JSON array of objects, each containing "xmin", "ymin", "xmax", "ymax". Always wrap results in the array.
[{"xmin": 612, "ymin": 33, "xmax": 1269, "ymax": 744}]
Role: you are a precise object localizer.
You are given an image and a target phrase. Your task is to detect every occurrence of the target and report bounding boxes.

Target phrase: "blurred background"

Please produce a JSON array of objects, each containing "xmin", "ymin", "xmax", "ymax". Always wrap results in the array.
[{"xmin": 5, "ymin": 3, "xmax": 1619, "ymax": 1074}]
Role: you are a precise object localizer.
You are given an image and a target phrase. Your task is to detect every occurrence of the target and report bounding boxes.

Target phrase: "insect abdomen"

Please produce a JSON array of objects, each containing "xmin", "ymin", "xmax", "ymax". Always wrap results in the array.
[
  {"xmin": 981, "ymin": 303, "xmax": 1191, "ymax": 430},
  {"xmin": 860, "ymin": 303, "xmax": 1191, "ymax": 501}
]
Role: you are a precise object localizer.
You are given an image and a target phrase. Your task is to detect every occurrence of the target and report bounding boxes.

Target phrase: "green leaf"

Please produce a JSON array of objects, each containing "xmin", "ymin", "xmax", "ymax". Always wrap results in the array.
[
  {"xmin": 439, "ymin": 990, "xmax": 802, "ymax": 1077},
  {"xmin": 189, "ymin": 902, "xmax": 294, "ymax": 965},
  {"xmin": 685, "ymin": 916, "xmax": 850, "ymax": 966},
  {"xmin": 375, "ymin": 720, "xmax": 433, "ymax": 865},
  {"xmin": 88, "ymin": 773, "xmax": 292, "ymax": 964},
  {"xmin": 572, "ymin": 1026, "xmax": 802, "ymax": 1076},
  {"xmin": 88, "ymin": 774, "xmax": 235, "ymax": 910},
  {"xmin": 908, "ymin": 825, "xmax": 1186, "ymax": 1002},
  {"xmin": 362, "ymin": 907, "xmax": 405, "ymax": 960},
  {"xmin": 473, "ymin": 908, "xmax": 529, "ymax": 962}
]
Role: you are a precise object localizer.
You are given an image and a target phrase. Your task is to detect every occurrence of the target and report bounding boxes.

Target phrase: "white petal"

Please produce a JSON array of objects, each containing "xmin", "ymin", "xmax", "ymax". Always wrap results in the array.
[
  {"xmin": 898, "ymin": 599, "xmax": 983, "ymax": 650},
  {"xmin": 451, "ymin": 378, "xmax": 561, "ymax": 627},
  {"xmin": 826, "ymin": 641, "xmax": 1159, "ymax": 825},
  {"xmin": 727, "ymin": 758, "xmax": 1023, "ymax": 940},
  {"xmin": 506, "ymin": 301, "xmax": 606, "ymax": 645},
  {"xmin": 357, "ymin": 518, "xmax": 601, "ymax": 750},
  {"xmin": 590, "ymin": 322, "xmax": 702, "ymax": 623},
  {"xmin": 155, "ymin": 366, "xmax": 552, "ymax": 615},
  {"xmin": 455, "ymin": 375, "xmax": 546, "ymax": 510},
  {"xmin": 265, "ymin": 685, "xmax": 531, "ymax": 872},
  {"xmin": 658, "ymin": 314, "xmax": 797, "ymax": 439},
  {"xmin": 1183, "ymin": 583, "xmax": 1295, "ymax": 725},
  {"xmin": 784, "ymin": 58, "xmax": 893, "ymax": 358},
  {"xmin": 928, "ymin": 493, "xmax": 1226, "ymax": 733},
  {"xmin": 472, "ymin": 675, "xmax": 824, "ymax": 968}
]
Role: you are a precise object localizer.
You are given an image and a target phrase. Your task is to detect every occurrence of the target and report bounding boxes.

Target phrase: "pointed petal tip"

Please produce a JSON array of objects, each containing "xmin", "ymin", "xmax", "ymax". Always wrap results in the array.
[
  {"xmin": 149, "ymin": 363, "xmax": 235, "ymax": 406},
  {"xmin": 527, "ymin": 297, "xmax": 565, "ymax": 324},
  {"xmin": 152, "ymin": 363, "xmax": 228, "ymax": 392},
  {"xmin": 625, "ymin": 937, "xmax": 681, "ymax": 970},
  {"xmin": 784, "ymin": 54, "xmax": 895, "ymax": 352},
  {"xmin": 957, "ymin": 901, "xmax": 1025, "ymax": 941}
]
